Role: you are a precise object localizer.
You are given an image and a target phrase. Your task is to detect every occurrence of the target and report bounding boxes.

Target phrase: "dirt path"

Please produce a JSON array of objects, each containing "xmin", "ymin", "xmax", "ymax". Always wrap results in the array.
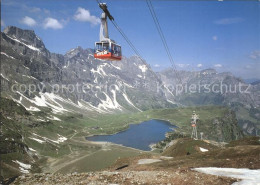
[{"xmin": 51, "ymin": 150, "xmax": 101, "ymax": 174}]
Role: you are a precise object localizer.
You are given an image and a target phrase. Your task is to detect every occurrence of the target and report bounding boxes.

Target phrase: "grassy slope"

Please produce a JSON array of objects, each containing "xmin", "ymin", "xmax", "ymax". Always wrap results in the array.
[
  {"xmin": 70, "ymin": 106, "xmax": 227, "ymax": 135},
  {"xmin": 110, "ymin": 137, "xmax": 260, "ymax": 173}
]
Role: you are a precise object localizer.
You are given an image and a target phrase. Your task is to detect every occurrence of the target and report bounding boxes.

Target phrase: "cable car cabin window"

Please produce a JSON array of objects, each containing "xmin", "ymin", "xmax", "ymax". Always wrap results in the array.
[
  {"xmin": 111, "ymin": 43, "xmax": 122, "ymax": 57},
  {"xmin": 94, "ymin": 41, "xmax": 122, "ymax": 61},
  {"xmin": 95, "ymin": 43, "xmax": 102, "ymax": 51},
  {"xmin": 103, "ymin": 42, "xmax": 109, "ymax": 54},
  {"xmin": 95, "ymin": 42, "xmax": 109, "ymax": 53}
]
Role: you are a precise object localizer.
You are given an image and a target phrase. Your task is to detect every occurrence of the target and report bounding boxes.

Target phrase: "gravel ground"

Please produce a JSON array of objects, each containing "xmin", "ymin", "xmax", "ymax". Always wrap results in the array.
[{"xmin": 11, "ymin": 169, "xmax": 238, "ymax": 185}]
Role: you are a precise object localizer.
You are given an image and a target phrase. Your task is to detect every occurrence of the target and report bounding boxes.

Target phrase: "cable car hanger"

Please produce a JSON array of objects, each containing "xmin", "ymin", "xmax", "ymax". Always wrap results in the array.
[
  {"xmin": 94, "ymin": 0, "xmax": 183, "ymax": 87},
  {"xmin": 94, "ymin": 1, "xmax": 122, "ymax": 61}
]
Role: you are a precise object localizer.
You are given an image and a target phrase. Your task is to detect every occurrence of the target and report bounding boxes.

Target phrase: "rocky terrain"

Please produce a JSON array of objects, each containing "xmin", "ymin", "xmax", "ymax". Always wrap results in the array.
[{"xmin": 11, "ymin": 170, "xmax": 237, "ymax": 185}]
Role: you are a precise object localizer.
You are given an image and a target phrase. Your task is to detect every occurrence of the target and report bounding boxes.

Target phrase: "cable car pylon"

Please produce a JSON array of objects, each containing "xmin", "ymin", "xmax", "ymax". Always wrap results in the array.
[
  {"xmin": 191, "ymin": 111, "xmax": 199, "ymax": 140},
  {"xmin": 94, "ymin": 2, "xmax": 122, "ymax": 61}
]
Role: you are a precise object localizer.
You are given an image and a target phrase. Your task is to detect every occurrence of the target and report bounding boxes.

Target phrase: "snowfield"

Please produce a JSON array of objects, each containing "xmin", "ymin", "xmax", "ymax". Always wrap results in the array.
[
  {"xmin": 199, "ymin": 147, "xmax": 209, "ymax": 152},
  {"xmin": 138, "ymin": 159, "xmax": 162, "ymax": 165},
  {"xmin": 193, "ymin": 167, "xmax": 260, "ymax": 185},
  {"xmin": 57, "ymin": 134, "xmax": 68, "ymax": 143},
  {"xmin": 28, "ymin": 137, "xmax": 46, "ymax": 144},
  {"xmin": 12, "ymin": 160, "xmax": 31, "ymax": 174},
  {"xmin": 138, "ymin": 65, "xmax": 148, "ymax": 73},
  {"xmin": 6, "ymin": 35, "xmax": 40, "ymax": 52},
  {"xmin": 30, "ymin": 133, "xmax": 68, "ymax": 144},
  {"xmin": 122, "ymin": 93, "xmax": 142, "ymax": 111},
  {"xmin": 1, "ymin": 73, "xmax": 9, "ymax": 81},
  {"xmin": 1, "ymin": 52, "xmax": 15, "ymax": 59}
]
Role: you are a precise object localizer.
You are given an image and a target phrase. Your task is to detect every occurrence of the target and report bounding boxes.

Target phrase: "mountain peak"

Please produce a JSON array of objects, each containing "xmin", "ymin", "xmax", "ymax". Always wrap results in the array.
[
  {"xmin": 200, "ymin": 68, "xmax": 217, "ymax": 74},
  {"xmin": 3, "ymin": 26, "xmax": 46, "ymax": 51},
  {"xmin": 4, "ymin": 26, "xmax": 34, "ymax": 35},
  {"xmin": 65, "ymin": 46, "xmax": 85, "ymax": 58}
]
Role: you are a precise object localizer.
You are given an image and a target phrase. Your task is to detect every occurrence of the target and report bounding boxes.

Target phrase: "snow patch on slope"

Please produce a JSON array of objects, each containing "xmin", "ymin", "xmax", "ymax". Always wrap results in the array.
[
  {"xmin": 13, "ymin": 92, "xmax": 68, "ymax": 113},
  {"xmin": 199, "ymin": 147, "xmax": 208, "ymax": 152},
  {"xmin": 31, "ymin": 92, "xmax": 71, "ymax": 114},
  {"xmin": 30, "ymin": 133, "xmax": 67, "ymax": 144},
  {"xmin": 91, "ymin": 64, "xmax": 107, "ymax": 77},
  {"xmin": 26, "ymin": 106, "xmax": 41, "ymax": 112},
  {"xmin": 139, "ymin": 65, "xmax": 148, "ymax": 73},
  {"xmin": 47, "ymin": 115, "xmax": 61, "ymax": 121},
  {"xmin": 98, "ymin": 90, "xmax": 122, "ymax": 111},
  {"xmin": 29, "ymin": 148, "xmax": 36, "ymax": 152},
  {"xmin": 122, "ymin": 93, "xmax": 142, "ymax": 111},
  {"xmin": 28, "ymin": 137, "xmax": 45, "ymax": 144},
  {"xmin": 111, "ymin": 63, "xmax": 121, "ymax": 70},
  {"xmin": 12, "ymin": 160, "xmax": 31, "ymax": 174},
  {"xmin": 1, "ymin": 52, "xmax": 15, "ymax": 59},
  {"xmin": 22, "ymin": 75, "xmax": 37, "ymax": 80},
  {"xmin": 6, "ymin": 35, "xmax": 40, "ymax": 52},
  {"xmin": 1, "ymin": 73, "xmax": 9, "ymax": 81},
  {"xmin": 193, "ymin": 167, "xmax": 260, "ymax": 185},
  {"xmin": 138, "ymin": 159, "xmax": 161, "ymax": 165},
  {"xmin": 57, "ymin": 134, "xmax": 67, "ymax": 143}
]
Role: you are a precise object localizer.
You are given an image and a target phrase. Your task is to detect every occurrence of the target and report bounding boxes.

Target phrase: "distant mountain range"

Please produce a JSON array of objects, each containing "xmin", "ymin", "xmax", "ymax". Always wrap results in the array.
[
  {"xmin": 159, "ymin": 68, "xmax": 260, "ymax": 135},
  {"xmin": 244, "ymin": 78, "xmax": 260, "ymax": 84},
  {"xmin": 1, "ymin": 26, "xmax": 259, "ymax": 135}
]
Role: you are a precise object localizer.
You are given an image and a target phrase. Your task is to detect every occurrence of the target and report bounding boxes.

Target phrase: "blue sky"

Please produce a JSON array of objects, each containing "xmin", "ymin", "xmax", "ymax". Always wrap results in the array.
[{"xmin": 1, "ymin": 0, "xmax": 260, "ymax": 79}]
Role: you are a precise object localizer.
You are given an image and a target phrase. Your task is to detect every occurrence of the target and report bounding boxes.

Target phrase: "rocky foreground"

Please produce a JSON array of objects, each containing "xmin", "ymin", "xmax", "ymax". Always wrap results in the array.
[{"xmin": 12, "ymin": 169, "xmax": 237, "ymax": 185}]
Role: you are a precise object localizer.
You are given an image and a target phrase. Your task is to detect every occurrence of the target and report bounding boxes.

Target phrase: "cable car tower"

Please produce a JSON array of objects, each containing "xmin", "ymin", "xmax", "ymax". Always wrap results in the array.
[
  {"xmin": 94, "ymin": 3, "xmax": 122, "ymax": 61},
  {"xmin": 191, "ymin": 111, "xmax": 199, "ymax": 140}
]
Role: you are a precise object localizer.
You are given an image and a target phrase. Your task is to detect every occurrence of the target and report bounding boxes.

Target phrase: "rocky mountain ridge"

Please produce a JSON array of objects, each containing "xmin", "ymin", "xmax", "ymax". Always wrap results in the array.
[
  {"xmin": 1, "ymin": 26, "xmax": 175, "ymax": 118},
  {"xmin": 159, "ymin": 68, "xmax": 260, "ymax": 135}
]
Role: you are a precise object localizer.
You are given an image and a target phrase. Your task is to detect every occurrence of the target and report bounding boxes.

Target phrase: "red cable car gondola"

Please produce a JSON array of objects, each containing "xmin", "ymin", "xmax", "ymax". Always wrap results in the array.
[{"xmin": 94, "ymin": 3, "xmax": 122, "ymax": 61}]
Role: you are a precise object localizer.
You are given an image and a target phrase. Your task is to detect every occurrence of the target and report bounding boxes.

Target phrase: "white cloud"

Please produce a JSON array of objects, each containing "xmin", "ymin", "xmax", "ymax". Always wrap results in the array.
[
  {"xmin": 197, "ymin": 64, "xmax": 203, "ymax": 68},
  {"xmin": 212, "ymin": 36, "xmax": 218, "ymax": 41},
  {"xmin": 214, "ymin": 17, "xmax": 244, "ymax": 25},
  {"xmin": 74, "ymin": 7, "xmax": 100, "ymax": 25},
  {"xmin": 249, "ymin": 50, "xmax": 260, "ymax": 60},
  {"xmin": 1, "ymin": 20, "xmax": 5, "ymax": 27},
  {"xmin": 154, "ymin": 64, "xmax": 160, "ymax": 68},
  {"xmin": 214, "ymin": 64, "xmax": 222, "ymax": 68},
  {"xmin": 43, "ymin": 17, "xmax": 63, "ymax": 29},
  {"xmin": 21, "ymin": 16, "xmax": 37, "ymax": 27},
  {"xmin": 176, "ymin": 63, "xmax": 190, "ymax": 68}
]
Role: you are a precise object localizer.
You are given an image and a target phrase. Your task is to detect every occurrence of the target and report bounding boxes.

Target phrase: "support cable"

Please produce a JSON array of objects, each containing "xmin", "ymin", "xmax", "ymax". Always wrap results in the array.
[{"xmin": 146, "ymin": 0, "xmax": 182, "ymax": 84}]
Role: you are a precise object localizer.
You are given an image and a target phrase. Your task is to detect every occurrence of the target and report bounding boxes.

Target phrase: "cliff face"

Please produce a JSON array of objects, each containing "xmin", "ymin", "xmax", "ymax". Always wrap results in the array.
[
  {"xmin": 153, "ymin": 107, "xmax": 244, "ymax": 152},
  {"xmin": 205, "ymin": 110, "xmax": 243, "ymax": 142}
]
